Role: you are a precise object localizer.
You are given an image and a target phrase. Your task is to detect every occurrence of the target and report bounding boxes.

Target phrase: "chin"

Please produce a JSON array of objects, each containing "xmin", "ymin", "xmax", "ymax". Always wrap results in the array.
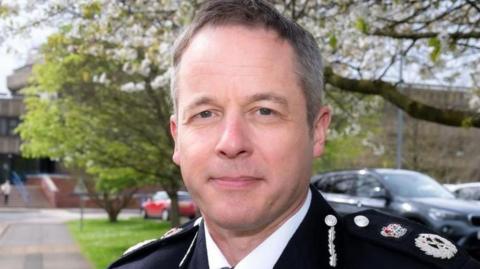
[{"xmin": 207, "ymin": 209, "xmax": 266, "ymax": 231}]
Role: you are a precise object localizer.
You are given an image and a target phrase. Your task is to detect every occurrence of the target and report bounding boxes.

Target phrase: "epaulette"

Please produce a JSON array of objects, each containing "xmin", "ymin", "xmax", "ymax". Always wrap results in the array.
[
  {"xmin": 343, "ymin": 209, "xmax": 476, "ymax": 268},
  {"xmin": 108, "ymin": 217, "xmax": 202, "ymax": 268}
]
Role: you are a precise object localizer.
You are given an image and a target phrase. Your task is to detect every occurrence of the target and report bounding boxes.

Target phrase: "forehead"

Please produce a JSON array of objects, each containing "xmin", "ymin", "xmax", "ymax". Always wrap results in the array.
[
  {"xmin": 176, "ymin": 25, "xmax": 301, "ymax": 97},
  {"xmin": 182, "ymin": 24, "xmax": 293, "ymax": 60}
]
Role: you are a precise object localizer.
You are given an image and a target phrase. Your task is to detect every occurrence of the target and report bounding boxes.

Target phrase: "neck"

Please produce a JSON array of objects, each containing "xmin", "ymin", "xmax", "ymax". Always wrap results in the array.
[{"xmin": 205, "ymin": 190, "xmax": 309, "ymax": 266}]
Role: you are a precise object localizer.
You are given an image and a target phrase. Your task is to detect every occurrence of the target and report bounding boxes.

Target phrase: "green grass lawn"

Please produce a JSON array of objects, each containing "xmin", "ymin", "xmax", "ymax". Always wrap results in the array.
[{"xmin": 67, "ymin": 218, "xmax": 170, "ymax": 269}]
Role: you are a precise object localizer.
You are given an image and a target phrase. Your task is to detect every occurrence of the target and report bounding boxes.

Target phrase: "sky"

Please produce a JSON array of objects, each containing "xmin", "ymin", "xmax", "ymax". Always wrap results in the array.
[{"xmin": 0, "ymin": 50, "xmax": 20, "ymax": 96}]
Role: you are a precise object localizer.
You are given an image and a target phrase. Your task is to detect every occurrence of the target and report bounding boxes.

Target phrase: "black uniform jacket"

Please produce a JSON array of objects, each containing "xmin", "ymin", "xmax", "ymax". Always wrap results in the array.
[{"xmin": 109, "ymin": 187, "xmax": 480, "ymax": 268}]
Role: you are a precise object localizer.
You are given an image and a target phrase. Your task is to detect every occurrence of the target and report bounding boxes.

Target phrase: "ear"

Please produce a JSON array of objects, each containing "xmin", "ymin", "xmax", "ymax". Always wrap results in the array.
[
  {"xmin": 170, "ymin": 115, "xmax": 180, "ymax": 165},
  {"xmin": 312, "ymin": 106, "xmax": 331, "ymax": 158}
]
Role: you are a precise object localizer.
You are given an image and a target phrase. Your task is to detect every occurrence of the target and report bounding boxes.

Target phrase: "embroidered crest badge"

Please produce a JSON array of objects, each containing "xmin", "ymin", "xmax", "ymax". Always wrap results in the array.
[
  {"xmin": 380, "ymin": 223, "xmax": 407, "ymax": 239},
  {"xmin": 414, "ymin": 233, "xmax": 457, "ymax": 259}
]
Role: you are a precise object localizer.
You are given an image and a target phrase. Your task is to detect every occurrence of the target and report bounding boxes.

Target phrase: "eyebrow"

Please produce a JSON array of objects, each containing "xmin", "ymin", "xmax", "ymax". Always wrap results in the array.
[
  {"xmin": 247, "ymin": 93, "xmax": 289, "ymax": 108},
  {"xmin": 183, "ymin": 96, "xmax": 217, "ymax": 116}
]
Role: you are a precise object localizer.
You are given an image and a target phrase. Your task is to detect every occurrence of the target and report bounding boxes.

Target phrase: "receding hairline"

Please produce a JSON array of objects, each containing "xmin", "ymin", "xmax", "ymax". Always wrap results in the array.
[{"xmin": 173, "ymin": 21, "xmax": 295, "ymax": 68}]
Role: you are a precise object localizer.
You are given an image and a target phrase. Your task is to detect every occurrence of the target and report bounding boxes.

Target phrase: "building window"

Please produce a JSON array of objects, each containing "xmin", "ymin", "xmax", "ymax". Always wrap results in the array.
[{"xmin": 0, "ymin": 117, "xmax": 20, "ymax": 137}]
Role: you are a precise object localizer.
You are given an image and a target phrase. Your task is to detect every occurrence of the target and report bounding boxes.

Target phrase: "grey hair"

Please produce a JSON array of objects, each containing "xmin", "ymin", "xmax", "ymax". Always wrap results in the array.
[{"xmin": 170, "ymin": 0, "xmax": 324, "ymax": 128}]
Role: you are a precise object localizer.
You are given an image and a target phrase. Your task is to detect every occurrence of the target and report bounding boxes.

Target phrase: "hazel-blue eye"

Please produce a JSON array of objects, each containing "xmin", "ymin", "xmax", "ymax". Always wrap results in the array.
[
  {"xmin": 199, "ymin": 111, "xmax": 212, "ymax": 118},
  {"xmin": 259, "ymin": 108, "xmax": 273, "ymax": 115}
]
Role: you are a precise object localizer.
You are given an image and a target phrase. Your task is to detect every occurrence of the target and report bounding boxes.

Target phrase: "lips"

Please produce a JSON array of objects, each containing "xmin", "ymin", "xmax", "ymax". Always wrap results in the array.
[{"xmin": 209, "ymin": 176, "xmax": 262, "ymax": 188}]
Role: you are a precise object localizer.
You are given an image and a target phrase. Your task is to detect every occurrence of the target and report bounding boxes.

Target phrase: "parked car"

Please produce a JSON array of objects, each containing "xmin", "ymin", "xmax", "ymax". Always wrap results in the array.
[
  {"xmin": 445, "ymin": 182, "xmax": 480, "ymax": 201},
  {"xmin": 142, "ymin": 191, "xmax": 197, "ymax": 220},
  {"xmin": 312, "ymin": 168, "xmax": 480, "ymax": 258}
]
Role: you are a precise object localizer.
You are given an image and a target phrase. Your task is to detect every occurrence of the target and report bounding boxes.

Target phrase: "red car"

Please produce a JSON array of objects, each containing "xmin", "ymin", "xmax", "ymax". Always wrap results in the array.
[{"xmin": 142, "ymin": 191, "xmax": 197, "ymax": 220}]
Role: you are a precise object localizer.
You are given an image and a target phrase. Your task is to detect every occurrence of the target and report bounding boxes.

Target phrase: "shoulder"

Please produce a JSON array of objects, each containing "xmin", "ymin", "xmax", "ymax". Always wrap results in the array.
[
  {"xmin": 108, "ymin": 218, "xmax": 202, "ymax": 269},
  {"xmin": 341, "ymin": 209, "xmax": 480, "ymax": 269}
]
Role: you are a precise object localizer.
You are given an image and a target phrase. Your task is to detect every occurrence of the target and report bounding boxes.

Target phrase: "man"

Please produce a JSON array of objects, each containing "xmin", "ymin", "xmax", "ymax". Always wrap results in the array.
[
  {"xmin": 109, "ymin": 1, "xmax": 480, "ymax": 268},
  {"xmin": 1, "ymin": 179, "xmax": 11, "ymax": 205}
]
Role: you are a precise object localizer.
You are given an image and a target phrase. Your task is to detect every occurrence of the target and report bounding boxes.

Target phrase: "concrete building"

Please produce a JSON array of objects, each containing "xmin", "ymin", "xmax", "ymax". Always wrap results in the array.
[{"xmin": 1, "ymin": 63, "xmax": 55, "ymax": 181}]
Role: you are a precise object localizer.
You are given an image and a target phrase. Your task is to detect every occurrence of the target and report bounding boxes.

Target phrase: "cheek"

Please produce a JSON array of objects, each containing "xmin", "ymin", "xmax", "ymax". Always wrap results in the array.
[
  {"xmin": 177, "ymin": 128, "xmax": 216, "ymax": 169},
  {"xmin": 177, "ymin": 137, "xmax": 207, "ymax": 194}
]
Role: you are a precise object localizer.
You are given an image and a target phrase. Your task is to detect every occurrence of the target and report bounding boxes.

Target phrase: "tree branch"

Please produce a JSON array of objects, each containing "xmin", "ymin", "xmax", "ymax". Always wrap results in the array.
[
  {"xmin": 378, "ymin": 40, "xmax": 416, "ymax": 80},
  {"xmin": 378, "ymin": 2, "xmax": 430, "ymax": 28},
  {"xmin": 466, "ymin": 0, "xmax": 480, "ymax": 13},
  {"xmin": 324, "ymin": 67, "xmax": 480, "ymax": 128},
  {"xmin": 370, "ymin": 29, "xmax": 480, "ymax": 40},
  {"xmin": 458, "ymin": 41, "xmax": 480, "ymax": 50}
]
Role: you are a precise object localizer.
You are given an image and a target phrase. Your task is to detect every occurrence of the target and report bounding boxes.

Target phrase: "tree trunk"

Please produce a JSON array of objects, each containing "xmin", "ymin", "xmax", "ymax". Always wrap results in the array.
[
  {"xmin": 107, "ymin": 206, "xmax": 120, "ymax": 222},
  {"xmin": 166, "ymin": 189, "xmax": 180, "ymax": 227}
]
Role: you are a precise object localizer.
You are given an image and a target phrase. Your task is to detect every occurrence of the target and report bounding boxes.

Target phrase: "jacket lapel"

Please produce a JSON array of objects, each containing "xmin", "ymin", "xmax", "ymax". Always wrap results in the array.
[{"xmin": 185, "ymin": 222, "xmax": 209, "ymax": 269}]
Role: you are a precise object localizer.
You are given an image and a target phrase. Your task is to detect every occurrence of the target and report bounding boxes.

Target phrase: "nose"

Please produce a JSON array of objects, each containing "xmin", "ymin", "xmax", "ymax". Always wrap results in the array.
[{"xmin": 215, "ymin": 113, "xmax": 252, "ymax": 159}]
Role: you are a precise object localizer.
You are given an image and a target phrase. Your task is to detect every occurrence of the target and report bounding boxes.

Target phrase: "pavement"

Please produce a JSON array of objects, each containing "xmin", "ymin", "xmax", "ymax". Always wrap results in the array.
[{"xmin": 0, "ymin": 208, "xmax": 142, "ymax": 269}]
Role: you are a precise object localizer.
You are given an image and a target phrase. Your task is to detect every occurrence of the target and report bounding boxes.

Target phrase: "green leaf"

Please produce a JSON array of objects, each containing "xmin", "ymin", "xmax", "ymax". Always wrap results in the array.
[
  {"xmin": 0, "ymin": 6, "xmax": 9, "ymax": 17},
  {"xmin": 428, "ymin": 37, "xmax": 441, "ymax": 62},
  {"xmin": 355, "ymin": 18, "xmax": 369, "ymax": 34},
  {"xmin": 82, "ymin": 2, "xmax": 101, "ymax": 19},
  {"xmin": 328, "ymin": 34, "xmax": 338, "ymax": 50},
  {"xmin": 0, "ymin": 4, "xmax": 19, "ymax": 17}
]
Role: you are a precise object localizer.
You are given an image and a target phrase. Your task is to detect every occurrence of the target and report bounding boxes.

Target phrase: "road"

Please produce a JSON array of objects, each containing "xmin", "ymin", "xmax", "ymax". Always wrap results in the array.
[{"xmin": 0, "ymin": 208, "xmax": 141, "ymax": 269}]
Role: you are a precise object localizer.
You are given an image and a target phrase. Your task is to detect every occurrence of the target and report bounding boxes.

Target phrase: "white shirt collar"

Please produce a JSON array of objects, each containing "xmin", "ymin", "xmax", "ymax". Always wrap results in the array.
[{"xmin": 204, "ymin": 189, "xmax": 312, "ymax": 269}]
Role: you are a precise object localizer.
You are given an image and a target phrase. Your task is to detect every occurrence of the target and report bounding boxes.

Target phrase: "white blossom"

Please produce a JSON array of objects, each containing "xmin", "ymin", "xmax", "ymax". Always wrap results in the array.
[
  {"xmin": 438, "ymin": 32, "xmax": 450, "ymax": 50},
  {"xmin": 120, "ymin": 81, "xmax": 145, "ymax": 92},
  {"xmin": 164, "ymin": 20, "xmax": 173, "ymax": 28},
  {"xmin": 138, "ymin": 58, "xmax": 151, "ymax": 77},
  {"xmin": 145, "ymin": 25, "xmax": 158, "ymax": 37},
  {"xmin": 98, "ymin": 72, "xmax": 110, "ymax": 85},
  {"xmin": 120, "ymin": 82, "xmax": 136, "ymax": 92},
  {"xmin": 150, "ymin": 71, "xmax": 169, "ymax": 90},
  {"xmin": 135, "ymin": 81, "xmax": 145, "ymax": 91},
  {"xmin": 116, "ymin": 48, "xmax": 138, "ymax": 62},
  {"xmin": 122, "ymin": 62, "xmax": 136, "ymax": 75},
  {"xmin": 159, "ymin": 42, "xmax": 169, "ymax": 54},
  {"xmin": 351, "ymin": 3, "xmax": 369, "ymax": 19}
]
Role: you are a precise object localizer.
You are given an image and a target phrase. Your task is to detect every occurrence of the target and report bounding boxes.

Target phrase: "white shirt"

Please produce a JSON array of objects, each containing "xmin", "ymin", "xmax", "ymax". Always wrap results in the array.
[
  {"xmin": 205, "ymin": 189, "xmax": 312, "ymax": 269},
  {"xmin": 1, "ymin": 181, "xmax": 11, "ymax": 194}
]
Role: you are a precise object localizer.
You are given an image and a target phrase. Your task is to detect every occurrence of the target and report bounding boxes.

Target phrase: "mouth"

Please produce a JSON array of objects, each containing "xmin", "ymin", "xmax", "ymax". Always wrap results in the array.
[{"xmin": 209, "ymin": 176, "xmax": 262, "ymax": 189}]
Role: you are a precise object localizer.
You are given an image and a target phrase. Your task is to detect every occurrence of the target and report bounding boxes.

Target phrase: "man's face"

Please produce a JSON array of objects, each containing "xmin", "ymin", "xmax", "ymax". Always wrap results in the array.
[{"xmin": 170, "ymin": 25, "xmax": 330, "ymax": 232}]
